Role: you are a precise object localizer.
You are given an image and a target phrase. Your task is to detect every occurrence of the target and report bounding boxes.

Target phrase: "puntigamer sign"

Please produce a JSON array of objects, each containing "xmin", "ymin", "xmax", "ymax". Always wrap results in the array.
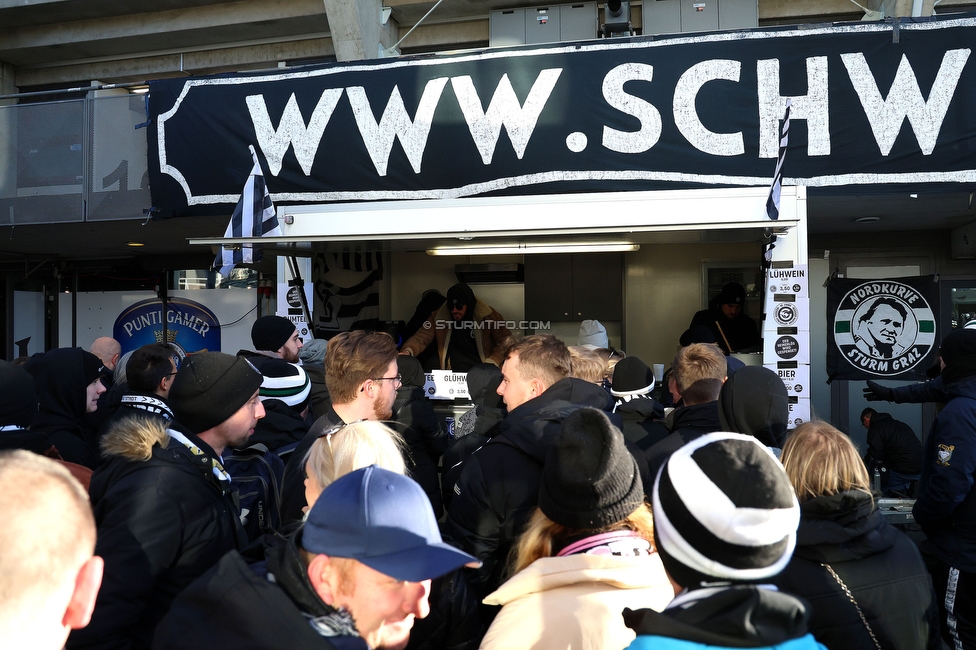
[{"xmin": 148, "ymin": 16, "xmax": 976, "ymax": 217}]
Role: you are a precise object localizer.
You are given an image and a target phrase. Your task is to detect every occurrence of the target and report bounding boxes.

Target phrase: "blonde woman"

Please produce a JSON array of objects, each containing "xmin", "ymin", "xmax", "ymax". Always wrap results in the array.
[
  {"xmin": 773, "ymin": 421, "xmax": 938, "ymax": 650},
  {"xmin": 480, "ymin": 408, "xmax": 673, "ymax": 650},
  {"xmin": 302, "ymin": 420, "xmax": 406, "ymax": 511}
]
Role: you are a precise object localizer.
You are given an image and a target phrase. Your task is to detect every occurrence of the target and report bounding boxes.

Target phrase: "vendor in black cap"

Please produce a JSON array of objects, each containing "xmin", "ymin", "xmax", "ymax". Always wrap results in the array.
[
  {"xmin": 400, "ymin": 282, "xmax": 512, "ymax": 371},
  {"xmin": 687, "ymin": 281, "xmax": 760, "ymax": 354}
]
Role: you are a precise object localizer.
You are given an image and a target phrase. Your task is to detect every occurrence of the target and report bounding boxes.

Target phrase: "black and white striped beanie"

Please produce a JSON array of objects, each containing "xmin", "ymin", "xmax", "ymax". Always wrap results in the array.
[
  {"xmin": 652, "ymin": 431, "xmax": 799, "ymax": 589},
  {"xmin": 258, "ymin": 359, "xmax": 311, "ymax": 411}
]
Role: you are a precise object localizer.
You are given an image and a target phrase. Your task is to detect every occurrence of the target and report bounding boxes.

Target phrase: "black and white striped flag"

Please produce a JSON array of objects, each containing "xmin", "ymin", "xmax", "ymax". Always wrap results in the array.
[
  {"xmin": 764, "ymin": 98, "xmax": 791, "ymax": 221},
  {"xmin": 216, "ymin": 146, "xmax": 282, "ymax": 276}
]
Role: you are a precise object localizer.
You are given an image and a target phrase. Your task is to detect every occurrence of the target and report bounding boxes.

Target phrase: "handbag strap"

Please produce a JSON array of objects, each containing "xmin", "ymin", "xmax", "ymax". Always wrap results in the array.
[{"xmin": 822, "ymin": 562, "xmax": 882, "ymax": 650}]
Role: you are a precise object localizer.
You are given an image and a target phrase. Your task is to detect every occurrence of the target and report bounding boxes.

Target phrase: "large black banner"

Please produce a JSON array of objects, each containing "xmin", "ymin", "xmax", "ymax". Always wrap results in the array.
[
  {"xmin": 827, "ymin": 275, "xmax": 940, "ymax": 380},
  {"xmin": 148, "ymin": 16, "xmax": 976, "ymax": 217}
]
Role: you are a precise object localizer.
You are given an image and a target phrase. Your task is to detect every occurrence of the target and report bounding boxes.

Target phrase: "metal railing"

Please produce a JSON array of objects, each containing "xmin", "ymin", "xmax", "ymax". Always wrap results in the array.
[{"xmin": 0, "ymin": 91, "xmax": 151, "ymax": 225}]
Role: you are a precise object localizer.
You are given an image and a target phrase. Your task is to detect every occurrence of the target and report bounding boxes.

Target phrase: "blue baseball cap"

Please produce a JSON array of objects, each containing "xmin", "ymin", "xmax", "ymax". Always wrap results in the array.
[{"xmin": 303, "ymin": 465, "xmax": 481, "ymax": 582}]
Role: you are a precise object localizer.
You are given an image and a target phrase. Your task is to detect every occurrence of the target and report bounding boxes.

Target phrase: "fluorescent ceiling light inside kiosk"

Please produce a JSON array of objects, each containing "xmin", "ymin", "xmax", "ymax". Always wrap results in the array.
[{"xmin": 427, "ymin": 243, "xmax": 640, "ymax": 256}]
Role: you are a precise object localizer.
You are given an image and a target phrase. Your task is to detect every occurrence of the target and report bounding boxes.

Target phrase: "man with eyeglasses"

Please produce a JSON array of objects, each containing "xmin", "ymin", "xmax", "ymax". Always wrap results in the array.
[
  {"xmin": 279, "ymin": 330, "xmax": 400, "ymax": 525},
  {"xmin": 94, "ymin": 343, "xmax": 180, "ymax": 453}
]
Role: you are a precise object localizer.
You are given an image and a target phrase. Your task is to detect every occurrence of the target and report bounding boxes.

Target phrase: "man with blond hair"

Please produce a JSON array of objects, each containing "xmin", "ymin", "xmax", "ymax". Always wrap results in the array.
[
  {"xmin": 445, "ymin": 334, "xmax": 620, "ymax": 598},
  {"xmin": 279, "ymin": 330, "xmax": 401, "ymax": 524},
  {"xmin": 0, "ymin": 450, "xmax": 104, "ymax": 650},
  {"xmin": 644, "ymin": 342, "xmax": 727, "ymax": 477}
]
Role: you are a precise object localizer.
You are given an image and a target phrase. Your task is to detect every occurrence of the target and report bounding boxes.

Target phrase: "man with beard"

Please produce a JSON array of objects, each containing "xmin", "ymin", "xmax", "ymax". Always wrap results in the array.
[
  {"xmin": 445, "ymin": 334, "xmax": 629, "ymax": 599},
  {"xmin": 687, "ymin": 282, "xmax": 759, "ymax": 354},
  {"xmin": 855, "ymin": 297, "xmax": 908, "ymax": 359},
  {"xmin": 279, "ymin": 330, "xmax": 400, "ymax": 525},
  {"xmin": 68, "ymin": 352, "xmax": 265, "ymax": 650},
  {"xmin": 153, "ymin": 466, "xmax": 479, "ymax": 650},
  {"xmin": 400, "ymin": 283, "xmax": 512, "ymax": 371},
  {"xmin": 248, "ymin": 315, "xmax": 304, "ymax": 363}
]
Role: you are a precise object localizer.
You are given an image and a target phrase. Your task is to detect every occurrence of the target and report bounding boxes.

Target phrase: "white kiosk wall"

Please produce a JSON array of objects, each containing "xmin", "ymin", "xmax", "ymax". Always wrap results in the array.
[{"xmin": 60, "ymin": 289, "xmax": 258, "ymax": 353}]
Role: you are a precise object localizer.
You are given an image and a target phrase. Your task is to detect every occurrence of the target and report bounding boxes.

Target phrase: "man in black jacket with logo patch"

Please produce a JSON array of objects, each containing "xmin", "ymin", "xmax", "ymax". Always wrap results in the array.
[{"xmin": 444, "ymin": 334, "xmax": 623, "ymax": 599}]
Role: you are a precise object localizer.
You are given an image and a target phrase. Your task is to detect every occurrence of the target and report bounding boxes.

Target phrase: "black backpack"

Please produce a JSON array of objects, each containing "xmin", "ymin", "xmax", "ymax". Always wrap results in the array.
[{"xmin": 224, "ymin": 443, "xmax": 285, "ymax": 543}]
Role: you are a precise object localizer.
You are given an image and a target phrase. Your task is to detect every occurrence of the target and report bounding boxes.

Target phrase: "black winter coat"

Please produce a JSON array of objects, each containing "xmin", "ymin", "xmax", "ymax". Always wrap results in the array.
[
  {"xmin": 393, "ymin": 385, "xmax": 449, "ymax": 518},
  {"xmin": 771, "ymin": 490, "xmax": 940, "ymax": 650},
  {"xmin": 406, "ymin": 569, "xmax": 486, "ymax": 650},
  {"xmin": 441, "ymin": 405, "xmax": 505, "ymax": 512},
  {"xmin": 864, "ymin": 412, "xmax": 922, "ymax": 475},
  {"xmin": 443, "ymin": 378, "xmax": 619, "ymax": 598},
  {"xmin": 152, "ymin": 535, "xmax": 366, "ymax": 650},
  {"xmin": 249, "ymin": 398, "xmax": 310, "ymax": 453},
  {"xmin": 614, "ymin": 397, "xmax": 666, "ymax": 450},
  {"xmin": 280, "ymin": 404, "xmax": 344, "ymax": 526},
  {"xmin": 644, "ymin": 401, "xmax": 721, "ymax": 480},
  {"xmin": 68, "ymin": 419, "xmax": 247, "ymax": 650}
]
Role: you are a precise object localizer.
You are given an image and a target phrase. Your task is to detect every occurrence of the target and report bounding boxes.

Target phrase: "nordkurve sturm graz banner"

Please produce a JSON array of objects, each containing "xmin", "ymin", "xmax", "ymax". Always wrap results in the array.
[
  {"xmin": 148, "ymin": 16, "xmax": 976, "ymax": 218},
  {"xmin": 827, "ymin": 276, "xmax": 939, "ymax": 380}
]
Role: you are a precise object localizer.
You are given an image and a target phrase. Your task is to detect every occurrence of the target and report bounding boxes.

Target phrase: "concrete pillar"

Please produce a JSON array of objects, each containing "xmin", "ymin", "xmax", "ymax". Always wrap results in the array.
[{"xmin": 323, "ymin": 0, "xmax": 397, "ymax": 61}]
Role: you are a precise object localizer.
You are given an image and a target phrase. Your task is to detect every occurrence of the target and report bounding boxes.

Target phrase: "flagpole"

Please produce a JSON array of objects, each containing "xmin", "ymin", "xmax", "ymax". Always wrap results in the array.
[
  {"xmin": 761, "ymin": 99, "xmax": 791, "ymax": 346},
  {"xmin": 287, "ymin": 255, "xmax": 314, "ymax": 336}
]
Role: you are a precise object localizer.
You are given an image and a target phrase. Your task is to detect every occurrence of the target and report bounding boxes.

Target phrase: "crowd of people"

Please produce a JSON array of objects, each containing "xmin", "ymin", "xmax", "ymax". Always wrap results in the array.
[{"xmin": 0, "ymin": 286, "xmax": 973, "ymax": 650}]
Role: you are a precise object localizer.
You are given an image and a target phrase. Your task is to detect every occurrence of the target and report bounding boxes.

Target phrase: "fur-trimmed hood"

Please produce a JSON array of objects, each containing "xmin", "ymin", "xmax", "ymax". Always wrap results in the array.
[{"xmin": 99, "ymin": 415, "xmax": 171, "ymax": 461}]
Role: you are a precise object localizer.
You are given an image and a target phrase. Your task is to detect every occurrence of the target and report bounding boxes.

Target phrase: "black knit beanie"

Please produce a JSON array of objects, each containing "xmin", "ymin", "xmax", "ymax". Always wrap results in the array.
[
  {"xmin": 81, "ymin": 350, "xmax": 106, "ymax": 385},
  {"xmin": 169, "ymin": 352, "xmax": 263, "ymax": 433},
  {"xmin": 538, "ymin": 407, "xmax": 644, "ymax": 529},
  {"xmin": 652, "ymin": 432, "xmax": 799, "ymax": 589},
  {"xmin": 718, "ymin": 282, "xmax": 746, "ymax": 306},
  {"xmin": 611, "ymin": 357, "xmax": 655, "ymax": 397},
  {"xmin": 0, "ymin": 360, "xmax": 38, "ymax": 428},
  {"xmin": 251, "ymin": 315, "xmax": 296, "ymax": 352}
]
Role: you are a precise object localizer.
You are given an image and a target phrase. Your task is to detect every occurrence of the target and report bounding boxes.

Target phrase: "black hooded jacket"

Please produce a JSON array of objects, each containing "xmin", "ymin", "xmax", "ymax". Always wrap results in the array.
[
  {"xmin": 717, "ymin": 365, "xmax": 790, "ymax": 449},
  {"xmin": 623, "ymin": 585, "xmax": 821, "ymax": 649},
  {"xmin": 24, "ymin": 347, "xmax": 105, "ymax": 469},
  {"xmin": 644, "ymin": 401, "xmax": 722, "ymax": 481},
  {"xmin": 443, "ymin": 377, "xmax": 626, "ymax": 598},
  {"xmin": 771, "ymin": 490, "xmax": 940, "ymax": 650}
]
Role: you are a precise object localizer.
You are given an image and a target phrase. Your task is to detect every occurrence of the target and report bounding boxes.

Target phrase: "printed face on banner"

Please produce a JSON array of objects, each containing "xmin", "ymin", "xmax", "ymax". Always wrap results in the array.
[{"xmin": 832, "ymin": 281, "xmax": 936, "ymax": 377}]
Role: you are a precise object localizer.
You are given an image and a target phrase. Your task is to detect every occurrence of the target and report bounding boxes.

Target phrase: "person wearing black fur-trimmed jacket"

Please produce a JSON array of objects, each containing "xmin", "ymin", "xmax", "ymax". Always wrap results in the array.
[{"xmin": 68, "ymin": 352, "xmax": 263, "ymax": 650}]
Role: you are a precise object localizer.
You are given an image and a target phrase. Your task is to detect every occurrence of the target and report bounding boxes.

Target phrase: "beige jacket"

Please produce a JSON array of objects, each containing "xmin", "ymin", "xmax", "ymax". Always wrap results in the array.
[
  {"xmin": 401, "ymin": 298, "xmax": 512, "ymax": 369},
  {"xmin": 480, "ymin": 553, "xmax": 674, "ymax": 650}
]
